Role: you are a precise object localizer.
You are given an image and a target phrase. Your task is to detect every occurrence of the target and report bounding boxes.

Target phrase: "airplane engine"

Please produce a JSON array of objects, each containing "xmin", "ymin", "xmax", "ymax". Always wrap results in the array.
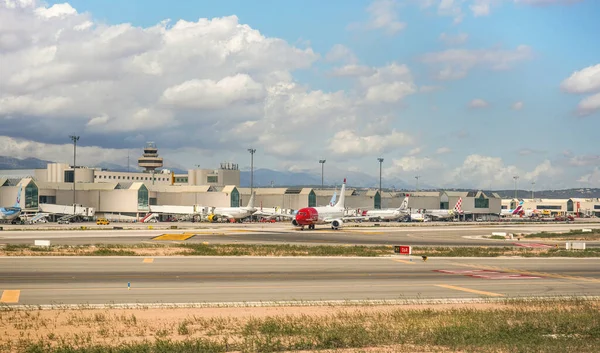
[
  {"xmin": 331, "ymin": 219, "xmax": 343, "ymax": 229},
  {"xmin": 292, "ymin": 219, "xmax": 299, "ymax": 226}
]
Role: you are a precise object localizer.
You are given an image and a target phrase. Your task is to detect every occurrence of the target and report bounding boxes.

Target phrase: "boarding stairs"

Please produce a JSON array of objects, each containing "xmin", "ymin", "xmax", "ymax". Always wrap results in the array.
[
  {"xmin": 141, "ymin": 213, "xmax": 159, "ymax": 223},
  {"xmin": 28, "ymin": 213, "xmax": 50, "ymax": 224},
  {"xmin": 57, "ymin": 214, "xmax": 77, "ymax": 223}
]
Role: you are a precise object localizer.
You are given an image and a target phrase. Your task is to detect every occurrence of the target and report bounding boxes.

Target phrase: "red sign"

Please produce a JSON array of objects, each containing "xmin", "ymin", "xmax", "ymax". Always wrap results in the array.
[{"xmin": 394, "ymin": 246, "xmax": 411, "ymax": 255}]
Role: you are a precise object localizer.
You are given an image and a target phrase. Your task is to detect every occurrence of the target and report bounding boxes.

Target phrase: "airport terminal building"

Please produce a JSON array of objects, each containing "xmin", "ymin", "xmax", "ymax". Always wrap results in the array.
[{"xmin": 12, "ymin": 143, "xmax": 597, "ymax": 221}]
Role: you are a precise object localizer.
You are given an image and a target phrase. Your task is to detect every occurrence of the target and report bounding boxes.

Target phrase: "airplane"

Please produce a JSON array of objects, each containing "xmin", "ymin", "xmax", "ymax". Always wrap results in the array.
[
  {"xmin": 500, "ymin": 200, "xmax": 524, "ymax": 217},
  {"xmin": 254, "ymin": 188, "xmax": 338, "ymax": 220},
  {"xmin": 361, "ymin": 196, "xmax": 410, "ymax": 221},
  {"xmin": 423, "ymin": 197, "xmax": 463, "ymax": 220},
  {"xmin": 292, "ymin": 178, "xmax": 363, "ymax": 230},
  {"xmin": 0, "ymin": 185, "xmax": 22, "ymax": 223},
  {"xmin": 207, "ymin": 192, "xmax": 256, "ymax": 222}
]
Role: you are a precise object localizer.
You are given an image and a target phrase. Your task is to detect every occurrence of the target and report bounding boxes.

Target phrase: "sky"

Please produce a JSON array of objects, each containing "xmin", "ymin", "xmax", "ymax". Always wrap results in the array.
[{"xmin": 1, "ymin": 0, "xmax": 599, "ymax": 190}]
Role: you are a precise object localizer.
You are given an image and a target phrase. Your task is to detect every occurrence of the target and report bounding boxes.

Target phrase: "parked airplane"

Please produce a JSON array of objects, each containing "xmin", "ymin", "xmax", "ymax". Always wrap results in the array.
[
  {"xmin": 292, "ymin": 178, "xmax": 363, "ymax": 230},
  {"xmin": 361, "ymin": 196, "xmax": 410, "ymax": 221},
  {"xmin": 254, "ymin": 189, "xmax": 338, "ymax": 220},
  {"xmin": 423, "ymin": 198, "xmax": 463, "ymax": 220},
  {"xmin": 500, "ymin": 200, "xmax": 524, "ymax": 217},
  {"xmin": 208, "ymin": 193, "xmax": 256, "ymax": 222},
  {"xmin": 0, "ymin": 186, "xmax": 22, "ymax": 223}
]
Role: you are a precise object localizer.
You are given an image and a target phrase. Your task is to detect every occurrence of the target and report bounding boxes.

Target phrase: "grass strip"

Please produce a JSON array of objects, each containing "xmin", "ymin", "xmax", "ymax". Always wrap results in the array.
[
  {"xmin": 2, "ymin": 243, "xmax": 600, "ymax": 257},
  {"xmin": 525, "ymin": 228, "xmax": 600, "ymax": 239},
  {"xmin": 5, "ymin": 300, "xmax": 599, "ymax": 353}
]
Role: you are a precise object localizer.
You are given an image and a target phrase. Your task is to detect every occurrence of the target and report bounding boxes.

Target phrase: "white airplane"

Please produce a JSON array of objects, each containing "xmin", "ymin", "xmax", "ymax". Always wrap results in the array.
[
  {"xmin": 361, "ymin": 196, "xmax": 410, "ymax": 221},
  {"xmin": 0, "ymin": 186, "xmax": 22, "ymax": 223},
  {"xmin": 208, "ymin": 193, "xmax": 256, "ymax": 222},
  {"xmin": 423, "ymin": 198, "xmax": 463, "ymax": 220},
  {"xmin": 254, "ymin": 189, "xmax": 338, "ymax": 220},
  {"xmin": 292, "ymin": 178, "xmax": 363, "ymax": 230},
  {"xmin": 500, "ymin": 200, "xmax": 524, "ymax": 217}
]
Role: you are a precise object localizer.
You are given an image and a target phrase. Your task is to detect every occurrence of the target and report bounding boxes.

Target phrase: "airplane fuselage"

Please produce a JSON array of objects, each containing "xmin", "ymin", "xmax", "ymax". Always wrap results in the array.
[
  {"xmin": 363, "ymin": 209, "xmax": 403, "ymax": 221},
  {"xmin": 293, "ymin": 206, "xmax": 345, "ymax": 229},
  {"xmin": 0, "ymin": 207, "xmax": 21, "ymax": 221}
]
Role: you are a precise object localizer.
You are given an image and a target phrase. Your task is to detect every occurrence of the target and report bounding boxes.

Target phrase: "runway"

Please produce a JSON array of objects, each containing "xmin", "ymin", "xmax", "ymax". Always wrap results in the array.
[
  {"xmin": 1, "ymin": 223, "xmax": 599, "ymax": 247},
  {"xmin": 1, "ymin": 257, "xmax": 599, "ymax": 306}
]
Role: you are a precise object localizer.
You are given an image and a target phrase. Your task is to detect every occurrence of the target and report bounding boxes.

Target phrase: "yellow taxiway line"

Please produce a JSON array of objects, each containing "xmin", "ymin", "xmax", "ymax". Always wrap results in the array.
[
  {"xmin": 143, "ymin": 258, "xmax": 154, "ymax": 263},
  {"xmin": 435, "ymin": 284, "xmax": 504, "ymax": 297},
  {"xmin": 152, "ymin": 233, "xmax": 197, "ymax": 241}
]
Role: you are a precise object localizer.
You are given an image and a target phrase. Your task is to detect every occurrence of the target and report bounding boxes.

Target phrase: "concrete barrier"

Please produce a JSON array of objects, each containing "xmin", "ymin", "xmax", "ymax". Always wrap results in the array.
[
  {"xmin": 492, "ymin": 232, "xmax": 507, "ymax": 237},
  {"xmin": 34, "ymin": 240, "xmax": 51, "ymax": 247},
  {"xmin": 582, "ymin": 229, "xmax": 592, "ymax": 233},
  {"xmin": 566, "ymin": 242, "xmax": 586, "ymax": 250}
]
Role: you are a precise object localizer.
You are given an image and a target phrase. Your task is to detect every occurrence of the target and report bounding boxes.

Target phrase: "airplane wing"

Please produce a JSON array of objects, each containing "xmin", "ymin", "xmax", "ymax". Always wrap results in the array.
[
  {"xmin": 322, "ymin": 215, "xmax": 366, "ymax": 223},
  {"xmin": 253, "ymin": 210, "xmax": 295, "ymax": 220}
]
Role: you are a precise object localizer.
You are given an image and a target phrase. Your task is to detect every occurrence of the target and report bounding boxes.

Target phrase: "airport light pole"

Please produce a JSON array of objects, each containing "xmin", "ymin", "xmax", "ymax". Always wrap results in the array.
[
  {"xmin": 248, "ymin": 148, "xmax": 256, "ymax": 196},
  {"xmin": 531, "ymin": 181, "xmax": 535, "ymax": 199},
  {"xmin": 377, "ymin": 157, "xmax": 384, "ymax": 198},
  {"xmin": 513, "ymin": 175, "xmax": 519, "ymax": 199},
  {"xmin": 319, "ymin": 159, "xmax": 326, "ymax": 189},
  {"xmin": 415, "ymin": 175, "xmax": 421, "ymax": 192},
  {"xmin": 69, "ymin": 135, "xmax": 80, "ymax": 216}
]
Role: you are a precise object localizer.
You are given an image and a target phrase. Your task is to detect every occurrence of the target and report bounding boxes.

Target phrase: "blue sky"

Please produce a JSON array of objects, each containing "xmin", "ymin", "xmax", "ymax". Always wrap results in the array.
[{"xmin": 1, "ymin": 0, "xmax": 599, "ymax": 189}]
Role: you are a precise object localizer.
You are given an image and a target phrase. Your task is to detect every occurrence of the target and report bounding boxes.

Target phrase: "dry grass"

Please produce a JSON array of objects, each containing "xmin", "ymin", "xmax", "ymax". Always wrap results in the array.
[{"xmin": 1, "ymin": 299, "xmax": 599, "ymax": 352}]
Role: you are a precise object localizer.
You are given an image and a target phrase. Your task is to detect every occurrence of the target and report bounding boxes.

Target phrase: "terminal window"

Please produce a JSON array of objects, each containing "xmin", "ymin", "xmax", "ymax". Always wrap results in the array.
[
  {"xmin": 475, "ymin": 197, "xmax": 489, "ymax": 208},
  {"xmin": 207, "ymin": 176, "xmax": 218, "ymax": 183},
  {"xmin": 536, "ymin": 205, "xmax": 561, "ymax": 210}
]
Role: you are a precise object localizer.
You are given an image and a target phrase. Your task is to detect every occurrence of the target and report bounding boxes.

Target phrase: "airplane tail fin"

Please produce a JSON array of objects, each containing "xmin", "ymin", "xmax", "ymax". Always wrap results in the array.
[
  {"xmin": 334, "ymin": 179, "xmax": 346, "ymax": 208},
  {"xmin": 453, "ymin": 197, "xmax": 463, "ymax": 214},
  {"xmin": 397, "ymin": 196, "xmax": 409, "ymax": 211},
  {"xmin": 14, "ymin": 185, "xmax": 22, "ymax": 208},
  {"xmin": 329, "ymin": 188, "xmax": 337, "ymax": 206},
  {"xmin": 246, "ymin": 192, "xmax": 256, "ymax": 209}
]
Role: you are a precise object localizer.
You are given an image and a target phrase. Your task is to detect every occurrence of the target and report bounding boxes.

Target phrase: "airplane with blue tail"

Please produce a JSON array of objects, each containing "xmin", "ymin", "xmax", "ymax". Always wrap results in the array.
[{"xmin": 0, "ymin": 185, "xmax": 22, "ymax": 223}]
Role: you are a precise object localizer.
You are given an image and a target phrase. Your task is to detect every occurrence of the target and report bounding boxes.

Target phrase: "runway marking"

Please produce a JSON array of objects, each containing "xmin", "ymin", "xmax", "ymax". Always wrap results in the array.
[
  {"xmin": 435, "ymin": 284, "xmax": 504, "ymax": 297},
  {"xmin": 513, "ymin": 242, "xmax": 553, "ymax": 248},
  {"xmin": 152, "ymin": 233, "xmax": 196, "ymax": 241},
  {"xmin": 0, "ymin": 290, "xmax": 21, "ymax": 303},
  {"xmin": 143, "ymin": 258, "xmax": 154, "ymax": 263},
  {"xmin": 393, "ymin": 259, "xmax": 416, "ymax": 265},
  {"xmin": 435, "ymin": 269, "xmax": 541, "ymax": 280},
  {"xmin": 452, "ymin": 263, "xmax": 600, "ymax": 283}
]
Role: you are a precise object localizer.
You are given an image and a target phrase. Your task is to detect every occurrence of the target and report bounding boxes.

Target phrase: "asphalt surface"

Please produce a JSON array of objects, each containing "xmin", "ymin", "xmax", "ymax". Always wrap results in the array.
[
  {"xmin": 1, "ymin": 257, "xmax": 599, "ymax": 305},
  {"xmin": 1, "ymin": 223, "xmax": 599, "ymax": 247}
]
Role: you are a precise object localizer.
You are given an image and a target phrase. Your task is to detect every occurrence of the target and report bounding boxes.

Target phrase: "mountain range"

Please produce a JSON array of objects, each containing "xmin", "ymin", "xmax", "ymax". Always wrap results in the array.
[{"xmin": 1, "ymin": 155, "xmax": 599, "ymax": 198}]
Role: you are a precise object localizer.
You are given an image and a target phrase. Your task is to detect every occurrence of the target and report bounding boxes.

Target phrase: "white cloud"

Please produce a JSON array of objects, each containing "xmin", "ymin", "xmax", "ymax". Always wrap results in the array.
[
  {"xmin": 0, "ymin": 136, "xmax": 129, "ymax": 166},
  {"xmin": 330, "ymin": 65, "xmax": 375, "ymax": 77},
  {"xmin": 446, "ymin": 154, "xmax": 562, "ymax": 189},
  {"xmin": 469, "ymin": 98, "xmax": 489, "ymax": 108},
  {"xmin": 436, "ymin": 147, "xmax": 451, "ymax": 154},
  {"xmin": 407, "ymin": 147, "xmax": 422, "ymax": 156},
  {"xmin": 568, "ymin": 154, "xmax": 600, "ymax": 167},
  {"xmin": 350, "ymin": 0, "xmax": 406, "ymax": 35},
  {"xmin": 577, "ymin": 167, "xmax": 600, "ymax": 186},
  {"xmin": 328, "ymin": 129, "xmax": 414, "ymax": 157},
  {"xmin": 358, "ymin": 63, "xmax": 417, "ymax": 103},
  {"xmin": 325, "ymin": 44, "xmax": 357, "ymax": 64},
  {"xmin": 34, "ymin": 3, "xmax": 77, "ymax": 19},
  {"xmin": 421, "ymin": 45, "xmax": 533, "ymax": 80},
  {"xmin": 161, "ymin": 74, "xmax": 265, "ymax": 110},
  {"xmin": 524, "ymin": 160, "xmax": 561, "ymax": 181},
  {"xmin": 576, "ymin": 92, "xmax": 600, "ymax": 116},
  {"xmin": 514, "ymin": 0, "xmax": 584, "ymax": 5},
  {"xmin": 470, "ymin": 0, "xmax": 492, "ymax": 16},
  {"xmin": 384, "ymin": 156, "xmax": 442, "ymax": 179},
  {"xmin": 439, "ymin": 32, "xmax": 469, "ymax": 46},
  {"xmin": 512, "ymin": 101, "xmax": 524, "ymax": 110},
  {"xmin": 560, "ymin": 63, "xmax": 600, "ymax": 94}
]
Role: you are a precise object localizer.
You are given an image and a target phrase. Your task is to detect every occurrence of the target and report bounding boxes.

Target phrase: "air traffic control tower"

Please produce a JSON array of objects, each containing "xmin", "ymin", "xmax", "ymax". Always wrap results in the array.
[{"xmin": 138, "ymin": 142, "xmax": 163, "ymax": 172}]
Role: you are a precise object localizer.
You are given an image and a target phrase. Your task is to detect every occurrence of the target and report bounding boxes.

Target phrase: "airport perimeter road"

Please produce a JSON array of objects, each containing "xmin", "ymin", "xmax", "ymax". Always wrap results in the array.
[
  {"xmin": 1, "ymin": 257, "xmax": 600, "ymax": 306},
  {"xmin": 1, "ymin": 223, "xmax": 599, "ymax": 247}
]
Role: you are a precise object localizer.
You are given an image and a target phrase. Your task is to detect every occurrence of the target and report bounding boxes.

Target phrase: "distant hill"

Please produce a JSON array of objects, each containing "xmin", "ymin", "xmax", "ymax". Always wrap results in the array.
[
  {"xmin": 1, "ymin": 155, "xmax": 598, "ymax": 197},
  {"xmin": 0, "ymin": 156, "xmax": 52, "ymax": 169}
]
